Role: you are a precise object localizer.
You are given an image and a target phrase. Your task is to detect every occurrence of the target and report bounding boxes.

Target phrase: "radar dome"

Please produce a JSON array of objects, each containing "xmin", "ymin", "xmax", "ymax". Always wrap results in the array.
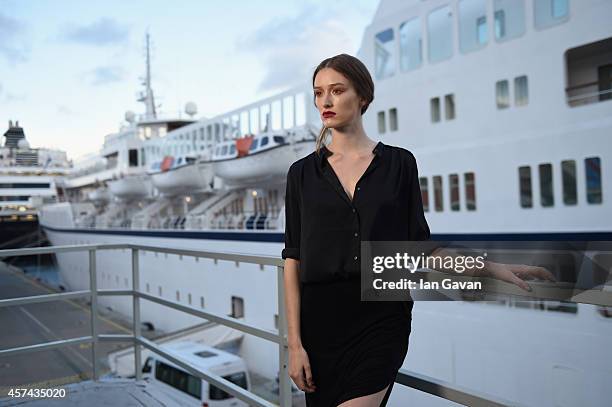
[
  {"xmin": 17, "ymin": 139, "xmax": 30, "ymax": 149},
  {"xmin": 185, "ymin": 102, "xmax": 198, "ymax": 117},
  {"xmin": 125, "ymin": 111, "xmax": 136, "ymax": 123}
]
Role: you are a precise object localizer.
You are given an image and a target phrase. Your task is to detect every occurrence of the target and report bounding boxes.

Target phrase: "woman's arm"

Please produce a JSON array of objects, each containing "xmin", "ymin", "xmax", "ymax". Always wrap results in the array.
[
  {"xmin": 283, "ymin": 258, "xmax": 302, "ymax": 349},
  {"xmin": 281, "ymin": 164, "xmax": 316, "ymax": 393}
]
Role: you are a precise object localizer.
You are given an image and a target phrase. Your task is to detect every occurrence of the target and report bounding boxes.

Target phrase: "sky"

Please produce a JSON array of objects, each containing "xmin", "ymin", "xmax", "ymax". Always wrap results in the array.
[{"xmin": 0, "ymin": 0, "xmax": 378, "ymax": 160}]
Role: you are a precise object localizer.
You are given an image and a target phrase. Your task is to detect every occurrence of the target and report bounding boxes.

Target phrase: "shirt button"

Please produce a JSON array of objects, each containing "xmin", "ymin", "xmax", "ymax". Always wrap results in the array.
[
  {"xmin": 354, "ymin": 232, "xmax": 358, "ymax": 237},
  {"xmin": 357, "ymin": 187, "xmax": 361, "ymax": 191},
  {"xmin": 354, "ymin": 256, "xmax": 358, "ymax": 260},
  {"xmin": 352, "ymin": 208, "xmax": 356, "ymax": 213}
]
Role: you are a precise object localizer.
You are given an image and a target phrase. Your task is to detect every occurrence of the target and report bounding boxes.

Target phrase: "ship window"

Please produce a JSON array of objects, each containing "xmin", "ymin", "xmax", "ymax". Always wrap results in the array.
[
  {"xmin": 377, "ymin": 111, "xmax": 386, "ymax": 133},
  {"xmin": 231, "ymin": 114, "xmax": 240, "ymax": 138},
  {"xmin": 295, "ymin": 92, "xmax": 306, "ymax": 126},
  {"xmin": 399, "ymin": 17, "xmax": 422, "ymax": 72},
  {"xmin": 250, "ymin": 108, "xmax": 259, "ymax": 134},
  {"xmin": 158, "ymin": 286, "xmax": 162, "ymax": 296},
  {"xmin": 459, "ymin": 0, "xmax": 488, "ymax": 53},
  {"xmin": 273, "ymin": 136, "xmax": 285, "ymax": 144},
  {"xmin": 188, "ymin": 293, "xmax": 192, "ymax": 305},
  {"xmin": 221, "ymin": 145, "xmax": 228, "ymax": 155},
  {"xmin": 260, "ymin": 136, "xmax": 269, "ymax": 147},
  {"xmin": 433, "ymin": 175, "xmax": 443, "ymax": 211},
  {"xmin": 129, "ymin": 149, "xmax": 138, "ymax": 167},
  {"xmin": 514, "ymin": 75, "xmax": 529, "ymax": 106},
  {"xmin": 374, "ymin": 28, "xmax": 395, "ymax": 79},
  {"xmin": 201, "ymin": 296, "xmax": 205, "ymax": 308},
  {"xmin": 585, "ymin": 157, "xmax": 602, "ymax": 204},
  {"xmin": 229, "ymin": 144, "xmax": 236, "ymax": 155},
  {"xmin": 231, "ymin": 296, "xmax": 244, "ymax": 318},
  {"xmin": 389, "ymin": 108, "xmax": 398, "ymax": 131},
  {"xmin": 240, "ymin": 111, "xmax": 249, "ymax": 135},
  {"xmin": 419, "ymin": 177, "xmax": 429, "ymax": 212},
  {"xmin": 565, "ymin": 38, "xmax": 612, "ymax": 107},
  {"xmin": 430, "ymin": 97, "xmax": 441, "ymax": 122},
  {"xmin": 274, "ymin": 314, "xmax": 279, "ymax": 329},
  {"xmin": 534, "ymin": 0, "xmax": 569, "ymax": 29},
  {"xmin": 249, "ymin": 139, "xmax": 259, "ymax": 151},
  {"xmin": 272, "ymin": 100, "xmax": 282, "ymax": 130},
  {"xmin": 561, "ymin": 160, "xmax": 577, "ymax": 205},
  {"xmin": 519, "ymin": 166, "xmax": 533, "ymax": 208},
  {"xmin": 260, "ymin": 104, "xmax": 271, "ymax": 132},
  {"xmin": 176, "ymin": 290, "xmax": 180, "ymax": 302},
  {"xmin": 444, "ymin": 94, "xmax": 455, "ymax": 119},
  {"xmin": 464, "ymin": 172, "xmax": 476, "ymax": 210},
  {"xmin": 450, "ymin": 173, "xmax": 460, "ymax": 211},
  {"xmin": 283, "ymin": 96, "xmax": 294, "ymax": 129},
  {"xmin": 496, "ymin": 80, "xmax": 510, "ymax": 108},
  {"xmin": 539, "ymin": 163, "xmax": 554, "ymax": 207},
  {"xmin": 427, "ymin": 5, "xmax": 453, "ymax": 63}
]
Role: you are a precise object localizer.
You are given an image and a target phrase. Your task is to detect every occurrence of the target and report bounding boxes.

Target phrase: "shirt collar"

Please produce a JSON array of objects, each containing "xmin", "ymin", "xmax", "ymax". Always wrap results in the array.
[{"xmin": 317, "ymin": 141, "xmax": 384, "ymax": 168}]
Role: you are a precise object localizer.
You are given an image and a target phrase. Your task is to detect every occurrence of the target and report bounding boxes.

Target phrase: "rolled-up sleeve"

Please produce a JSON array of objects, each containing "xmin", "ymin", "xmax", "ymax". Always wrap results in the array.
[
  {"xmin": 281, "ymin": 164, "xmax": 301, "ymax": 260},
  {"xmin": 406, "ymin": 152, "xmax": 431, "ymax": 241}
]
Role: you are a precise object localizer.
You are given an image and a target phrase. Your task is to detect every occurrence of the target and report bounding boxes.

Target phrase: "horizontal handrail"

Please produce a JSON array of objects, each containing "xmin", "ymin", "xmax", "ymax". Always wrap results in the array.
[{"xmin": 0, "ymin": 243, "xmax": 283, "ymax": 267}]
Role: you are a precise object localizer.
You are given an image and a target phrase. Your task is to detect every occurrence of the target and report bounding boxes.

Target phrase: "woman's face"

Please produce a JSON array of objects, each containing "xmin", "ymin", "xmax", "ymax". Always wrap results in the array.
[{"xmin": 313, "ymin": 68, "xmax": 364, "ymax": 129}]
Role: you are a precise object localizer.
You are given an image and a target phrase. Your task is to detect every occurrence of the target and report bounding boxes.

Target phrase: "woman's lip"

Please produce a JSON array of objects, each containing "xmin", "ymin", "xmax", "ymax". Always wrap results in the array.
[{"xmin": 323, "ymin": 113, "xmax": 336, "ymax": 117}]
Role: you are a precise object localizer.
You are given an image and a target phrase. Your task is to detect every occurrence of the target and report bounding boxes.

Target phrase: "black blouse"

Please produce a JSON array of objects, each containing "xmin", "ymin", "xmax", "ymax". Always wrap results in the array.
[{"xmin": 281, "ymin": 141, "xmax": 431, "ymax": 283}]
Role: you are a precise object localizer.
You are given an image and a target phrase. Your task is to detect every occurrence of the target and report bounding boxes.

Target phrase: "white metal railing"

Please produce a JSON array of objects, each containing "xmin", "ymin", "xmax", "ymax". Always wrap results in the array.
[
  {"xmin": 0, "ymin": 244, "xmax": 288, "ymax": 407},
  {"xmin": 0, "ymin": 244, "xmax": 538, "ymax": 406}
]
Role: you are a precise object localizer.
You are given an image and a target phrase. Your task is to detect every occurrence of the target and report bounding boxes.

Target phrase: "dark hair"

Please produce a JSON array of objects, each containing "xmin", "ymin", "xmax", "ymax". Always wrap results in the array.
[{"xmin": 312, "ymin": 53, "xmax": 374, "ymax": 154}]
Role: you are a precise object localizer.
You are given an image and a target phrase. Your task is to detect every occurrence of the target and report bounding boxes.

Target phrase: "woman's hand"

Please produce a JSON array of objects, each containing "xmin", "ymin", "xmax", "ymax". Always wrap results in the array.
[
  {"xmin": 288, "ymin": 344, "xmax": 316, "ymax": 393},
  {"xmin": 485, "ymin": 262, "xmax": 557, "ymax": 292}
]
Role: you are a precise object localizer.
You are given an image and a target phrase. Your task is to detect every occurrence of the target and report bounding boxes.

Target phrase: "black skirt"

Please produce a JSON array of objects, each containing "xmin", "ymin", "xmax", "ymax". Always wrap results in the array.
[{"xmin": 299, "ymin": 276, "xmax": 413, "ymax": 407}]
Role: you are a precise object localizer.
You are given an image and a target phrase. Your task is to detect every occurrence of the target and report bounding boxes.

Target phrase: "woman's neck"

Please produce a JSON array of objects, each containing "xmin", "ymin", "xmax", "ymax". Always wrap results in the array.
[{"xmin": 328, "ymin": 120, "xmax": 374, "ymax": 155}]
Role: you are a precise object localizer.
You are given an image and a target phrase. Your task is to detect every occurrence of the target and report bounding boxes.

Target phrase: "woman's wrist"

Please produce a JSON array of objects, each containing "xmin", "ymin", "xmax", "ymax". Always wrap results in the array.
[
  {"xmin": 288, "ymin": 337, "xmax": 302, "ymax": 350},
  {"xmin": 482, "ymin": 260, "xmax": 503, "ymax": 277}
]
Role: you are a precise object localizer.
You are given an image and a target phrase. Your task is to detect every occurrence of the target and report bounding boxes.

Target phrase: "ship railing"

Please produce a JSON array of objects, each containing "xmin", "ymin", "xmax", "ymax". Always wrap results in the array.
[
  {"xmin": 0, "ymin": 244, "xmax": 571, "ymax": 406},
  {"xmin": 565, "ymin": 80, "xmax": 612, "ymax": 106}
]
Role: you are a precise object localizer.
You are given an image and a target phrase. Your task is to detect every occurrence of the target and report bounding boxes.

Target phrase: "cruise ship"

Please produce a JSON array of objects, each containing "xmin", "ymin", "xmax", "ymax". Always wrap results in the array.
[
  {"xmin": 0, "ymin": 121, "xmax": 70, "ymax": 248},
  {"xmin": 38, "ymin": 1, "xmax": 612, "ymax": 406}
]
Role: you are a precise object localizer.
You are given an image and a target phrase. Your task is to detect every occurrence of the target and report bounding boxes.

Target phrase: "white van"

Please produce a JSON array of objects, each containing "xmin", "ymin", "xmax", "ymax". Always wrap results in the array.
[{"xmin": 142, "ymin": 341, "xmax": 252, "ymax": 407}]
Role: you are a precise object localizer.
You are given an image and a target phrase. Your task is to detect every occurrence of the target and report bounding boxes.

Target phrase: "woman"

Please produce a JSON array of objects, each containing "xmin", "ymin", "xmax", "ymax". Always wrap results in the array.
[{"xmin": 281, "ymin": 54, "xmax": 553, "ymax": 407}]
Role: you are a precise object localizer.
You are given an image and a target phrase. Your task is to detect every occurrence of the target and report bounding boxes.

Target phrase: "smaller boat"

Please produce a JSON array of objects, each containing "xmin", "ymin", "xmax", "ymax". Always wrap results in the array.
[
  {"xmin": 149, "ymin": 153, "xmax": 214, "ymax": 196},
  {"xmin": 107, "ymin": 173, "xmax": 152, "ymax": 200},
  {"xmin": 211, "ymin": 125, "xmax": 316, "ymax": 188}
]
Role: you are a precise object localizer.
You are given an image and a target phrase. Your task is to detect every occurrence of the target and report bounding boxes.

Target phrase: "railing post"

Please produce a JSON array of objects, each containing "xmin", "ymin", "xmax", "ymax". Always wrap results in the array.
[
  {"xmin": 277, "ymin": 264, "xmax": 292, "ymax": 407},
  {"xmin": 132, "ymin": 248, "xmax": 142, "ymax": 381},
  {"xmin": 89, "ymin": 249, "xmax": 99, "ymax": 381}
]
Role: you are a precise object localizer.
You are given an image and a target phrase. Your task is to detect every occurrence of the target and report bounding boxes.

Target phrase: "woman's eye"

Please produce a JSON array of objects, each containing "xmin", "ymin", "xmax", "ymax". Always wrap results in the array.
[{"xmin": 333, "ymin": 89, "xmax": 344, "ymax": 95}]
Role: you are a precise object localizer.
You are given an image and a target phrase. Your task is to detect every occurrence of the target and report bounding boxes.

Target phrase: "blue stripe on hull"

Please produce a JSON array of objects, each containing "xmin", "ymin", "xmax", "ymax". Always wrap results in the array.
[{"xmin": 41, "ymin": 225, "xmax": 612, "ymax": 241}]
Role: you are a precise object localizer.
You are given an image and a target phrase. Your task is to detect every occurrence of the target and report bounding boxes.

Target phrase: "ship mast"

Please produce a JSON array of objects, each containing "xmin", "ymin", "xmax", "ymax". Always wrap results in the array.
[{"xmin": 138, "ymin": 32, "xmax": 157, "ymax": 120}]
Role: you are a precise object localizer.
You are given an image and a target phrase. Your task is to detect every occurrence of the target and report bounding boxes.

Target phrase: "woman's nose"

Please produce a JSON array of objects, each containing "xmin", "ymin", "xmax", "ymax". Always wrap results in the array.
[{"xmin": 323, "ymin": 95, "xmax": 332, "ymax": 108}]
